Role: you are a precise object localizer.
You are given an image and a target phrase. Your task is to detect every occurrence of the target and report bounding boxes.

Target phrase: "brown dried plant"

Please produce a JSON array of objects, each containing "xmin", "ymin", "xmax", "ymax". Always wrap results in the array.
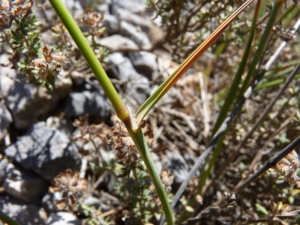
[
  {"xmin": 28, "ymin": 46, "xmax": 68, "ymax": 88},
  {"xmin": 50, "ymin": 169, "xmax": 88, "ymax": 211},
  {"xmin": 275, "ymin": 150, "xmax": 300, "ymax": 187},
  {"xmin": 82, "ymin": 8, "xmax": 105, "ymax": 37},
  {"xmin": 185, "ymin": 192, "xmax": 236, "ymax": 224},
  {"xmin": 72, "ymin": 116, "xmax": 111, "ymax": 157},
  {"xmin": 109, "ymin": 120, "xmax": 153, "ymax": 164},
  {"xmin": 160, "ymin": 169, "xmax": 174, "ymax": 193},
  {"xmin": 0, "ymin": 0, "xmax": 33, "ymax": 30},
  {"xmin": 258, "ymin": 23, "xmax": 296, "ymax": 42}
]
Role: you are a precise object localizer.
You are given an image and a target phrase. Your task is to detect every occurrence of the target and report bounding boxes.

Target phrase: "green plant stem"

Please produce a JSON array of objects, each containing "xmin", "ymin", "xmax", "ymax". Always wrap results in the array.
[
  {"xmin": 200, "ymin": 0, "xmax": 262, "ymax": 193},
  {"xmin": 203, "ymin": 0, "xmax": 284, "ymax": 208},
  {"xmin": 0, "ymin": 211, "xmax": 19, "ymax": 225},
  {"xmin": 127, "ymin": 126, "xmax": 174, "ymax": 225},
  {"xmin": 135, "ymin": 0, "xmax": 255, "ymax": 125},
  {"xmin": 175, "ymin": 3, "xmax": 262, "ymax": 222},
  {"xmin": 49, "ymin": 0, "xmax": 129, "ymax": 123},
  {"xmin": 49, "ymin": 1, "xmax": 174, "ymax": 224},
  {"xmin": 211, "ymin": 0, "xmax": 261, "ymax": 136},
  {"xmin": 277, "ymin": 4, "xmax": 297, "ymax": 26},
  {"xmin": 235, "ymin": 0, "xmax": 284, "ymax": 105}
]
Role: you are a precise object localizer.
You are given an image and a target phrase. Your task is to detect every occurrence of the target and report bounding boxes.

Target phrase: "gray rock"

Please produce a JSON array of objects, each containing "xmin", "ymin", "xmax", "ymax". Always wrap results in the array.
[
  {"xmin": 82, "ymin": 195, "xmax": 101, "ymax": 209},
  {"xmin": 14, "ymin": 205, "xmax": 47, "ymax": 225},
  {"xmin": 103, "ymin": 14, "xmax": 119, "ymax": 34},
  {"xmin": 97, "ymin": 34, "xmax": 139, "ymax": 52},
  {"xmin": 32, "ymin": 2, "xmax": 54, "ymax": 28},
  {"xmin": 0, "ymin": 158, "xmax": 9, "ymax": 183},
  {"xmin": 0, "ymin": 105, "xmax": 12, "ymax": 142},
  {"xmin": 3, "ymin": 163, "xmax": 48, "ymax": 203},
  {"xmin": 116, "ymin": 8, "xmax": 151, "ymax": 32},
  {"xmin": 63, "ymin": 0, "xmax": 84, "ymax": 18},
  {"xmin": 165, "ymin": 149, "xmax": 193, "ymax": 184},
  {"xmin": 73, "ymin": 137, "xmax": 114, "ymax": 162},
  {"xmin": 120, "ymin": 21, "xmax": 152, "ymax": 49},
  {"xmin": 0, "ymin": 193, "xmax": 25, "ymax": 218},
  {"xmin": 106, "ymin": 52, "xmax": 141, "ymax": 80},
  {"xmin": 46, "ymin": 116, "xmax": 72, "ymax": 137},
  {"xmin": 4, "ymin": 122, "xmax": 81, "ymax": 180},
  {"xmin": 106, "ymin": 53, "xmax": 150, "ymax": 105},
  {"xmin": 41, "ymin": 29, "xmax": 57, "ymax": 46},
  {"xmin": 46, "ymin": 212, "xmax": 81, "ymax": 225},
  {"xmin": 64, "ymin": 90, "xmax": 112, "ymax": 119},
  {"xmin": 110, "ymin": 0, "xmax": 146, "ymax": 14},
  {"xmin": 42, "ymin": 192, "xmax": 59, "ymax": 214},
  {"xmin": 128, "ymin": 51, "xmax": 158, "ymax": 80},
  {"xmin": 0, "ymin": 74, "xmax": 72, "ymax": 129}
]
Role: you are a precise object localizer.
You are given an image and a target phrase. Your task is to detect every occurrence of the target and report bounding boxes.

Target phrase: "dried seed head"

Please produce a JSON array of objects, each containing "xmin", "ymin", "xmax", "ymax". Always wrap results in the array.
[
  {"xmin": 109, "ymin": 120, "xmax": 153, "ymax": 165},
  {"xmin": 0, "ymin": 0, "xmax": 13, "ymax": 30},
  {"xmin": 140, "ymin": 120, "xmax": 154, "ymax": 144},
  {"xmin": 42, "ymin": 46, "xmax": 68, "ymax": 65},
  {"xmin": 161, "ymin": 169, "xmax": 174, "ymax": 193},
  {"xmin": 82, "ymin": 9, "xmax": 104, "ymax": 37},
  {"xmin": 0, "ymin": 0, "xmax": 32, "ymax": 30},
  {"xmin": 51, "ymin": 51, "xmax": 68, "ymax": 63},
  {"xmin": 213, "ymin": 192, "xmax": 236, "ymax": 209},
  {"xmin": 259, "ymin": 23, "xmax": 296, "ymax": 41},
  {"xmin": 276, "ymin": 150, "xmax": 300, "ymax": 187},
  {"xmin": 50, "ymin": 169, "xmax": 88, "ymax": 211},
  {"xmin": 29, "ymin": 58, "xmax": 47, "ymax": 70},
  {"xmin": 73, "ymin": 115, "xmax": 111, "ymax": 157},
  {"xmin": 109, "ymin": 120, "xmax": 139, "ymax": 164}
]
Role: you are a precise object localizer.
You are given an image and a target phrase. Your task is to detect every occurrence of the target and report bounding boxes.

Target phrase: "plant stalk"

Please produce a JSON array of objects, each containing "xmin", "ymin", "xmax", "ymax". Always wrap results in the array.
[
  {"xmin": 235, "ymin": 0, "xmax": 284, "ymax": 105},
  {"xmin": 49, "ymin": 1, "xmax": 174, "ymax": 224},
  {"xmin": 127, "ymin": 126, "xmax": 174, "ymax": 225},
  {"xmin": 135, "ymin": 0, "xmax": 255, "ymax": 124},
  {"xmin": 49, "ymin": 0, "xmax": 129, "ymax": 123},
  {"xmin": 211, "ymin": 0, "xmax": 261, "ymax": 136},
  {"xmin": 0, "ymin": 211, "xmax": 19, "ymax": 225}
]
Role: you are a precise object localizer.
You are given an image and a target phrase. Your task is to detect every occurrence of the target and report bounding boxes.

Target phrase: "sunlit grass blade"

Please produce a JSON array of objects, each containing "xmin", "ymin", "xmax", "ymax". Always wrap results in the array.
[
  {"xmin": 176, "ymin": 2, "xmax": 262, "ymax": 222},
  {"xmin": 211, "ymin": 0, "xmax": 261, "ymax": 136},
  {"xmin": 202, "ymin": 0, "xmax": 284, "ymax": 197},
  {"xmin": 135, "ymin": 0, "xmax": 255, "ymax": 125},
  {"xmin": 234, "ymin": 0, "xmax": 284, "ymax": 105}
]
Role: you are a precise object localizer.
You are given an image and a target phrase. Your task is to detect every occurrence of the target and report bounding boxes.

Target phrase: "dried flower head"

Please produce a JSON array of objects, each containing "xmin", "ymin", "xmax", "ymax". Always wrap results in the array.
[
  {"xmin": 213, "ymin": 192, "xmax": 236, "ymax": 209},
  {"xmin": 82, "ymin": 9, "xmax": 105, "ymax": 37},
  {"xmin": 0, "ymin": 0, "xmax": 32, "ymax": 30},
  {"xmin": 109, "ymin": 120, "xmax": 153, "ymax": 164},
  {"xmin": 50, "ymin": 169, "xmax": 88, "ymax": 211},
  {"xmin": 258, "ymin": 23, "xmax": 296, "ymax": 42},
  {"xmin": 276, "ymin": 150, "xmax": 300, "ymax": 187},
  {"xmin": 268, "ymin": 200, "xmax": 300, "ymax": 222},
  {"xmin": 28, "ymin": 46, "xmax": 68, "ymax": 87},
  {"xmin": 73, "ymin": 115, "xmax": 111, "ymax": 156},
  {"xmin": 42, "ymin": 46, "xmax": 68, "ymax": 65},
  {"xmin": 161, "ymin": 169, "xmax": 174, "ymax": 193}
]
